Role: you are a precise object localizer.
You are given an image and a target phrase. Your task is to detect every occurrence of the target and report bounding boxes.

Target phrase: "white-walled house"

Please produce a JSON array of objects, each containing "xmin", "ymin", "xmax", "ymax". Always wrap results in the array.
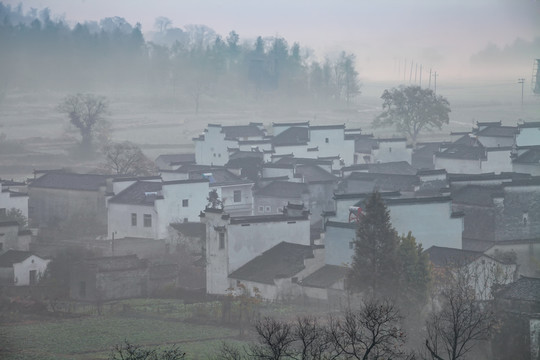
[
  {"xmin": 0, "ymin": 221, "xmax": 32, "ymax": 252},
  {"xmin": 325, "ymin": 192, "xmax": 463, "ymax": 264},
  {"xmin": 424, "ymin": 246, "xmax": 517, "ymax": 300},
  {"xmin": 162, "ymin": 167, "xmax": 254, "ymax": 216},
  {"xmin": 1, "ymin": 181, "xmax": 28, "ymax": 219},
  {"xmin": 434, "ymin": 145, "xmax": 513, "ymax": 174},
  {"xmin": 372, "ymin": 138, "xmax": 412, "ymax": 164},
  {"xmin": 194, "ymin": 123, "xmax": 267, "ymax": 166},
  {"xmin": 107, "ymin": 179, "xmax": 210, "ymax": 240},
  {"xmin": 203, "ymin": 207, "xmax": 311, "ymax": 295},
  {"xmin": 0, "ymin": 250, "xmax": 50, "ymax": 285},
  {"xmin": 516, "ymin": 122, "xmax": 540, "ymax": 147}
]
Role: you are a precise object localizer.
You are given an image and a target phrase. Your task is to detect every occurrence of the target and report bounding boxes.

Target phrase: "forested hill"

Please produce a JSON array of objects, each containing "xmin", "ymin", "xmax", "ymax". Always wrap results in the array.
[{"xmin": 0, "ymin": 3, "xmax": 361, "ymax": 110}]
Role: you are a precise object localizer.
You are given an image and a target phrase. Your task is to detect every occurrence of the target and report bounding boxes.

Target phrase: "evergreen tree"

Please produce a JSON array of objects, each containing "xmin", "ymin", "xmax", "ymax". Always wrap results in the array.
[
  {"xmin": 398, "ymin": 231, "xmax": 431, "ymax": 305},
  {"xmin": 347, "ymin": 191, "xmax": 400, "ymax": 295}
]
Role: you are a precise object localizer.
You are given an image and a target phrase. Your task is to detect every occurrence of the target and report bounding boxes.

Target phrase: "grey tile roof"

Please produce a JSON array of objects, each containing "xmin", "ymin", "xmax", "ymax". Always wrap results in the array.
[
  {"xmin": 295, "ymin": 165, "xmax": 336, "ymax": 183},
  {"xmin": 0, "ymin": 250, "xmax": 34, "ymax": 267},
  {"xmin": 451, "ymin": 185, "xmax": 503, "ymax": 206},
  {"xmin": 255, "ymin": 181, "xmax": 309, "ymax": 198},
  {"xmin": 155, "ymin": 153, "xmax": 195, "ymax": 165},
  {"xmin": 342, "ymin": 161, "xmax": 417, "ymax": 175},
  {"xmin": 476, "ymin": 126, "xmax": 517, "ymax": 138},
  {"xmin": 229, "ymin": 242, "xmax": 314, "ymax": 284},
  {"xmin": 518, "ymin": 121, "xmax": 540, "ymax": 129},
  {"xmin": 272, "ymin": 127, "xmax": 310, "ymax": 146},
  {"xmin": 496, "ymin": 276, "xmax": 540, "ymax": 302},
  {"xmin": 354, "ymin": 135, "xmax": 378, "ymax": 153},
  {"xmin": 514, "ymin": 148, "xmax": 540, "ymax": 164},
  {"xmin": 170, "ymin": 222, "xmax": 206, "ymax": 239},
  {"xmin": 274, "ymin": 157, "xmax": 333, "ymax": 166},
  {"xmin": 436, "ymin": 145, "xmax": 486, "ymax": 160},
  {"xmin": 108, "ymin": 181, "xmax": 163, "ymax": 206},
  {"xmin": 424, "ymin": 246, "xmax": 483, "ymax": 267},
  {"xmin": 188, "ymin": 168, "xmax": 246, "ymax": 185},
  {"xmin": 29, "ymin": 172, "xmax": 109, "ymax": 191},
  {"xmin": 345, "ymin": 172, "xmax": 420, "ymax": 192},
  {"xmin": 222, "ymin": 125, "xmax": 265, "ymax": 139},
  {"xmin": 301, "ymin": 265, "xmax": 349, "ymax": 289}
]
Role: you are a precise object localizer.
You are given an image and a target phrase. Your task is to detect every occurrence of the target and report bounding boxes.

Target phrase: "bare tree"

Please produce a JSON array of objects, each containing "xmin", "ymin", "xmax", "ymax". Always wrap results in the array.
[
  {"xmin": 102, "ymin": 141, "xmax": 157, "ymax": 176},
  {"xmin": 58, "ymin": 93, "xmax": 109, "ymax": 154},
  {"xmin": 252, "ymin": 317, "xmax": 296, "ymax": 360},
  {"xmin": 328, "ymin": 298, "xmax": 407, "ymax": 360},
  {"xmin": 110, "ymin": 340, "xmax": 185, "ymax": 360},
  {"xmin": 425, "ymin": 267, "xmax": 496, "ymax": 360}
]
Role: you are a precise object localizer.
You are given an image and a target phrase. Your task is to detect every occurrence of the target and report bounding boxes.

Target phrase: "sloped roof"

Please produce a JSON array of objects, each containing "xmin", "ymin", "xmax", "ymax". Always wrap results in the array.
[
  {"xmin": 476, "ymin": 126, "xmax": 517, "ymax": 138},
  {"xmin": 295, "ymin": 165, "xmax": 336, "ymax": 183},
  {"xmin": 301, "ymin": 264, "xmax": 349, "ymax": 289},
  {"xmin": 514, "ymin": 148, "xmax": 540, "ymax": 164},
  {"xmin": 0, "ymin": 250, "xmax": 34, "ymax": 267},
  {"xmin": 272, "ymin": 127, "xmax": 310, "ymax": 146},
  {"xmin": 188, "ymin": 168, "xmax": 247, "ymax": 185},
  {"xmin": 222, "ymin": 125, "xmax": 265, "ymax": 139},
  {"xmin": 436, "ymin": 145, "xmax": 486, "ymax": 160},
  {"xmin": 354, "ymin": 135, "xmax": 378, "ymax": 153},
  {"xmin": 155, "ymin": 153, "xmax": 195, "ymax": 165},
  {"xmin": 255, "ymin": 181, "xmax": 309, "ymax": 198},
  {"xmin": 496, "ymin": 276, "xmax": 540, "ymax": 302},
  {"xmin": 274, "ymin": 157, "xmax": 332, "ymax": 166},
  {"xmin": 452, "ymin": 185, "xmax": 503, "ymax": 206},
  {"xmin": 229, "ymin": 242, "xmax": 314, "ymax": 284},
  {"xmin": 29, "ymin": 172, "xmax": 109, "ymax": 191},
  {"xmin": 345, "ymin": 172, "xmax": 420, "ymax": 193},
  {"xmin": 424, "ymin": 246, "xmax": 483, "ymax": 267},
  {"xmin": 108, "ymin": 181, "xmax": 162, "ymax": 205},
  {"xmin": 342, "ymin": 161, "xmax": 417, "ymax": 175},
  {"xmin": 170, "ymin": 222, "xmax": 206, "ymax": 239}
]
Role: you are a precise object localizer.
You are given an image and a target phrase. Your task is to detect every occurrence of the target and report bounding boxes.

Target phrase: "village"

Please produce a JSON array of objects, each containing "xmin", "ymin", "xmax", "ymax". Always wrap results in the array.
[{"xmin": 1, "ymin": 116, "xmax": 540, "ymax": 358}]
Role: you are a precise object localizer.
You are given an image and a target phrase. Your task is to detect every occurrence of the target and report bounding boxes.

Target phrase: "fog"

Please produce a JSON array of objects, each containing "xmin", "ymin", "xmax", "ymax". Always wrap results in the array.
[{"xmin": 1, "ymin": 1, "xmax": 540, "ymax": 360}]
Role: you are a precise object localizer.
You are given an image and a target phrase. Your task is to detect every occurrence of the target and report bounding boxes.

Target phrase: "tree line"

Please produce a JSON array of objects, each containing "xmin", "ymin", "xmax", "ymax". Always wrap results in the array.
[{"xmin": 0, "ymin": 3, "xmax": 361, "ymax": 110}]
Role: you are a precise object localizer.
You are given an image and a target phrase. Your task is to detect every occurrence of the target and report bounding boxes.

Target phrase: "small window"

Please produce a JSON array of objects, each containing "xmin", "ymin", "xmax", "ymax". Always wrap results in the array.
[
  {"xmin": 389, "ymin": 147, "xmax": 392, "ymax": 153},
  {"xmin": 0, "ymin": 243, "xmax": 3, "ymax": 251},
  {"xmin": 233, "ymin": 190, "xmax": 241, "ymax": 203},
  {"xmin": 258, "ymin": 205, "xmax": 264, "ymax": 212},
  {"xmin": 349, "ymin": 241, "xmax": 355, "ymax": 249},
  {"xmin": 218, "ymin": 154, "xmax": 221, "ymax": 157},
  {"xmin": 523, "ymin": 212, "xmax": 529, "ymax": 226},
  {"xmin": 213, "ymin": 153, "xmax": 216, "ymax": 157},
  {"xmin": 183, "ymin": 218, "xmax": 188, "ymax": 223},
  {"xmin": 144, "ymin": 214, "xmax": 152, "ymax": 227},
  {"xmin": 131, "ymin": 213, "xmax": 137, "ymax": 226},
  {"xmin": 219, "ymin": 232, "xmax": 225, "ymax": 249},
  {"xmin": 325, "ymin": 137, "xmax": 329, "ymax": 143},
  {"xmin": 182, "ymin": 199, "xmax": 189, "ymax": 207},
  {"xmin": 265, "ymin": 206, "xmax": 271, "ymax": 212}
]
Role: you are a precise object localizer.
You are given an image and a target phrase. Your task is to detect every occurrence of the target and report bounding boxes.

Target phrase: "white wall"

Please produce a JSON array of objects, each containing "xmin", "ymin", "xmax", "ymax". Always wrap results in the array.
[
  {"xmin": 388, "ymin": 201, "xmax": 463, "ymax": 249},
  {"xmin": 13, "ymin": 255, "xmax": 50, "ymax": 286},
  {"xmin": 482, "ymin": 149, "xmax": 513, "ymax": 174},
  {"xmin": 373, "ymin": 140, "xmax": 411, "ymax": 164},
  {"xmin": 308, "ymin": 128, "xmax": 355, "ymax": 166},
  {"xmin": 195, "ymin": 126, "xmax": 236, "ymax": 166},
  {"xmin": 0, "ymin": 189, "xmax": 28, "ymax": 219},
  {"xmin": 435, "ymin": 157, "xmax": 482, "ymax": 174},
  {"xmin": 108, "ymin": 203, "xmax": 158, "ymax": 239},
  {"xmin": 516, "ymin": 127, "xmax": 540, "ymax": 147}
]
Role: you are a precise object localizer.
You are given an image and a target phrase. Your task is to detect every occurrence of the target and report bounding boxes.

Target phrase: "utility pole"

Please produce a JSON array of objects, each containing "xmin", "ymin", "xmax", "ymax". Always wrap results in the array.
[
  {"xmin": 409, "ymin": 61, "xmax": 413, "ymax": 83},
  {"xmin": 518, "ymin": 78, "xmax": 525, "ymax": 107},
  {"xmin": 415, "ymin": 63, "xmax": 418, "ymax": 84},
  {"xmin": 433, "ymin": 71, "xmax": 438, "ymax": 95},
  {"xmin": 404, "ymin": 59, "xmax": 407, "ymax": 82},
  {"xmin": 428, "ymin": 68, "xmax": 432, "ymax": 89},
  {"xmin": 419, "ymin": 64, "xmax": 422, "ymax": 87}
]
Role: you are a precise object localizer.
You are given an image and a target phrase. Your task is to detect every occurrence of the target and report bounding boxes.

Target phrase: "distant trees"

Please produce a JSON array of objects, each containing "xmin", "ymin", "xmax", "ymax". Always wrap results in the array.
[
  {"xmin": 102, "ymin": 141, "xmax": 157, "ymax": 176},
  {"xmin": 207, "ymin": 189, "xmax": 223, "ymax": 209},
  {"xmin": 373, "ymin": 85, "xmax": 451, "ymax": 145},
  {"xmin": 58, "ymin": 94, "xmax": 109, "ymax": 155},
  {"xmin": 0, "ymin": 208, "xmax": 28, "ymax": 228}
]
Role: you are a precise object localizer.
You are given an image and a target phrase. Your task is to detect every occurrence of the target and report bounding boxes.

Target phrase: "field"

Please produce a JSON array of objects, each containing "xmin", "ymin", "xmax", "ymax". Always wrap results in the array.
[
  {"xmin": 0, "ymin": 299, "xmax": 252, "ymax": 360},
  {"xmin": 1, "ymin": 82, "xmax": 539, "ymax": 181}
]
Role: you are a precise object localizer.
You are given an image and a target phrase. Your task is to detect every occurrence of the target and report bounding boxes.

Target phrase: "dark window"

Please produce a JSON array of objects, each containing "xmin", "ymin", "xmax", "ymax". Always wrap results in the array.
[
  {"xmin": 233, "ymin": 190, "xmax": 241, "ymax": 202},
  {"xmin": 79, "ymin": 281, "xmax": 86, "ymax": 298},
  {"xmin": 131, "ymin": 213, "xmax": 137, "ymax": 226},
  {"xmin": 29, "ymin": 270, "xmax": 37, "ymax": 285},
  {"xmin": 389, "ymin": 147, "xmax": 392, "ymax": 153},
  {"xmin": 219, "ymin": 232, "xmax": 225, "ymax": 249},
  {"xmin": 325, "ymin": 137, "xmax": 329, "ymax": 143},
  {"xmin": 144, "ymin": 214, "xmax": 152, "ymax": 227},
  {"xmin": 182, "ymin": 199, "xmax": 189, "ymax": 207},
  {"xmin": 349, "ymin": 241, "xmax": 355, "ymax": 250}
]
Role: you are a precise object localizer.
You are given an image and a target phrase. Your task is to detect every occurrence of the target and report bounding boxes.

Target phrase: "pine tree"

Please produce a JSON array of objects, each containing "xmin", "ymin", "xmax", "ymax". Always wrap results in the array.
[
  {"xmin": 398, "ymin": 231, "xmax": 431, "ymax": 305},
  {"xmin": 347, "ymin": 191, "xmax": 400, "ymax": 295}
]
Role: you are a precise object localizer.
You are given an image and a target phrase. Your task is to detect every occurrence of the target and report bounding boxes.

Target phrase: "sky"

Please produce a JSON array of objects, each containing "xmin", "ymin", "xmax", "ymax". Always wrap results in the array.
[{"xmin": 6, "ymin": 0, "xmax": 540, "ymax": 81}]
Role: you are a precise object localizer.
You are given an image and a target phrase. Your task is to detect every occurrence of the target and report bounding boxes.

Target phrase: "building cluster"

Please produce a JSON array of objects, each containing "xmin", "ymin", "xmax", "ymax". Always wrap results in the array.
[{"xmin": 1, "ymin": 120, "xmax": 539, "ymax": 345}]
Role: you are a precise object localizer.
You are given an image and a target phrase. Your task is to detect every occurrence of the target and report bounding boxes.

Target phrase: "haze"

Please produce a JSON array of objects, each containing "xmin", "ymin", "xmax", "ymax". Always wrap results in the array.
[{"xmin": 10, "ymin": 0, "xmax": 540, "ymax": 80}]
